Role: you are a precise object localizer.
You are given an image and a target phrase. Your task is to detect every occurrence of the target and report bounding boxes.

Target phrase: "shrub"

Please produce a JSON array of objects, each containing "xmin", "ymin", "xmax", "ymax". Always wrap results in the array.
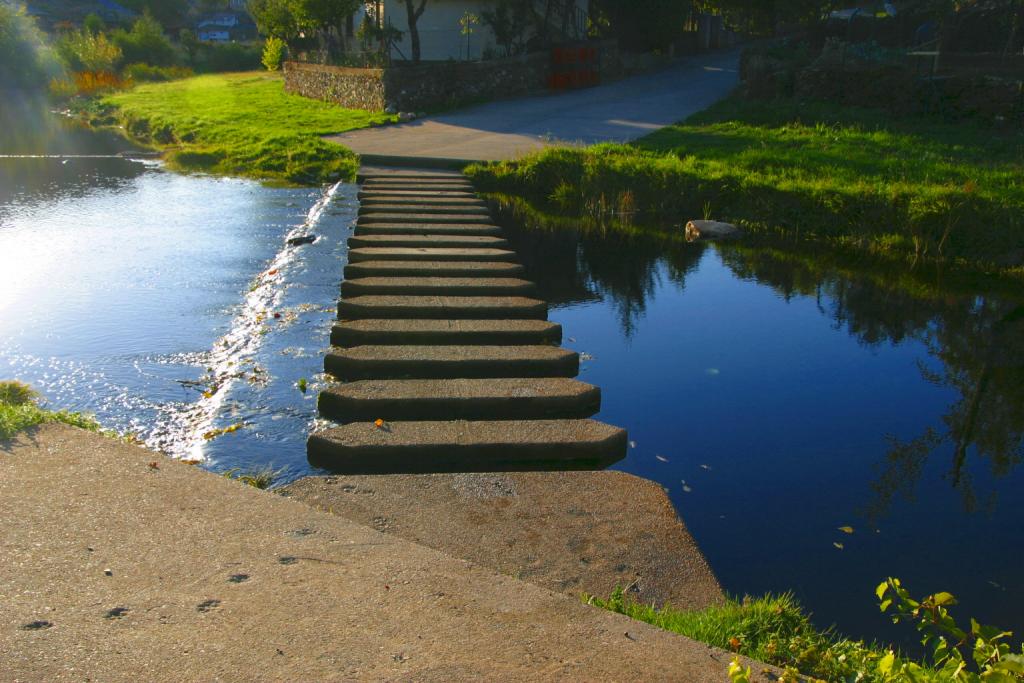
[
  {"xmin": 112, "ymin": 14, "xmax": 178, "ymax": 68},
  {"xmin": 262, "ymin": 36, "xmax": 285, "ymax": 71},
  {"xmin": 56, "ymin": 29, "xmax": 123, "ymax": 73},
  {"xmin": 123, "ymin": 62, "xmax": 194, "ymax": 82},
  {"xmin": 0, "ymin": 381, "xmax": 37, "ymax": 406},
  {"xmin": 0, "ymin": 4, "xmax": 63, "ymax": 89},
  {"xmin": 193, "ymin": 42, "xmax": 262, "ymax": 73}
]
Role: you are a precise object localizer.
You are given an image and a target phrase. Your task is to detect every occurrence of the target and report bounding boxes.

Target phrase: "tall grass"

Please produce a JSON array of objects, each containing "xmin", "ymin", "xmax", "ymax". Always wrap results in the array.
[
  {"xmin": 467, "ymin": 98, "xmax": 1024, "ymax": 272},
  {"xmin": 0, "ymin": 381, "xmax": 99, "ymax": 440}
]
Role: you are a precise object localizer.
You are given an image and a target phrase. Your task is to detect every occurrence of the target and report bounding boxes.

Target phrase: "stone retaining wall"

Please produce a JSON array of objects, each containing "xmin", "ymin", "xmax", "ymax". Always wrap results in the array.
[{"xmin": 284, "ymin": 41, "xmax": 624, "ymax": 113}]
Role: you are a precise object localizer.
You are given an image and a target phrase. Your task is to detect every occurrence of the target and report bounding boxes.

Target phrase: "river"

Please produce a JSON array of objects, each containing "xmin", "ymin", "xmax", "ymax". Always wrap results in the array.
[{"xmin": 2, "ymin": 116, "xmax": 1022, "ymax": 648}]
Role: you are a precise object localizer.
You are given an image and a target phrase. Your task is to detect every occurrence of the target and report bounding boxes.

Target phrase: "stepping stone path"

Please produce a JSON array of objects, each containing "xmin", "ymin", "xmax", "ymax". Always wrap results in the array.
[{"xmin": 308, "ymin": 168, "xmax": 628, "ymax": 473}]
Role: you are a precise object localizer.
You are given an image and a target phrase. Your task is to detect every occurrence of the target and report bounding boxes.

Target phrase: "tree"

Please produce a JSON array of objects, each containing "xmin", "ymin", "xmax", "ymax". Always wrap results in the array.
[
  {"xmin": 249, "ymin": 0, "xmax": 360, "ymax": 61},
  {"xmin": 403, "ymin": 0, "xmax": 428, "ymax": 62},
  {"xmin": 117, "ymin": 0, "xmax": 190, "ymax": 28}
]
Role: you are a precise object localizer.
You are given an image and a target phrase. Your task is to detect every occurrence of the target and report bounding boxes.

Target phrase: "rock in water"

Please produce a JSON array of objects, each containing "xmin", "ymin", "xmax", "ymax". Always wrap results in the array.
[
  {"xmin": 684, "ymin": 220, "xmax": 742, "ymax": 242},
  {"xmin": 287, "ymin": 233, "xmax": 317, "ymax": 246}
]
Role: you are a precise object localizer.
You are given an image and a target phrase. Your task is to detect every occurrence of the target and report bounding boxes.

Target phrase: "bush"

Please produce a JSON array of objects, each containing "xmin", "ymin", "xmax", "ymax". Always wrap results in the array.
[
  {"xmin": 56, "ymin": 29, "xmax": 123, "ymax": 73},
  {"xmin": 112, "ymin": 14, "xmax": 178, "ymax": 68},
  {"xmin": 123, "ymin": 62, "xmax": 194, "ymax": 82},
  {"xmin": 262, "ymin": 36, "xmax": 285, "ymax": 71},
  {"xmin": 193, "ymin": 42, "xmax": 261, "ymax": 73},
  {"xmin": 0, "ymin": 4, "xmax": 63, "ymax": 89}
]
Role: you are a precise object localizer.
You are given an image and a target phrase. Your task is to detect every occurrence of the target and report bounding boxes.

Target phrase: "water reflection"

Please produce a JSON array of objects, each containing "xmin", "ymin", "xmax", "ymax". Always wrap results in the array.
[{"xmin": 492, "ymin": 199, "xmax": 1024, "ymax": 642}]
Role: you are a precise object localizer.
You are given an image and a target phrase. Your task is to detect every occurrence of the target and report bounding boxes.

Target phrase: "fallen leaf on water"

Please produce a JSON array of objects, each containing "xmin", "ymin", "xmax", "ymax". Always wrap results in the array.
[
  {"xmin": 579, "ymin": 352, "xmax": 594, "ymax": 361},
  {"xmin": 682, "ymin": 485, "xmax": 693, "ymax": 493},
  {"xmin": 267, "ymin": 269, "xmax": 278, "ymax": 275},
  {"xmin": 203, "ymin": 423, "xmax": 244, "ymax": 440},
  {"xmin": 838, "ymin": 526, "xmax": 854, "ymax": 534},
  {"xmin": 628, "ymin": 440, "xmax": 637, "ymax": 449},
  {"xmin": 833, "ymin": 542, "xmax": 844, "ymax": 550},
  {"xmin": 568, "ymin": 337, "xmax": 576, "ymax": 343},
  {"xmin": 655, "ymin": 455, "xmax": 668, "ymax": 462},
  {"xmin": 700, "ymin": 464, "xmax": 712, "ymax": 470}
]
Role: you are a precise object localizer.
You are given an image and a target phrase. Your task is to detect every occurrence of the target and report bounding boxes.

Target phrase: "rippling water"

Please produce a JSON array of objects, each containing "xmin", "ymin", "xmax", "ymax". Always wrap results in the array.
[{"xmin": 0, "ymin": 119, "xmax": 355, "ymax": 476}]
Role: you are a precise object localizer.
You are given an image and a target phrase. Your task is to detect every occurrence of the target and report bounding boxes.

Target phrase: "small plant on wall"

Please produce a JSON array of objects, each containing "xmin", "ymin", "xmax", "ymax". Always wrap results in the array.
[{"xmin": 460, "ymin": 12, "xmax": 480, "ymax": 60}]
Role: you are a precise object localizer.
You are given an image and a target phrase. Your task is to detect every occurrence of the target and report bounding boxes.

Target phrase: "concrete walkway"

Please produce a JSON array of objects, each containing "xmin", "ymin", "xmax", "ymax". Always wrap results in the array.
[
  {"xmin": 327, "ymin": 48, "xmax": 742, "ymax": 163},
  {"xmin": 1, "ymin": 425, "xmax": 775, "ymax": 681}
]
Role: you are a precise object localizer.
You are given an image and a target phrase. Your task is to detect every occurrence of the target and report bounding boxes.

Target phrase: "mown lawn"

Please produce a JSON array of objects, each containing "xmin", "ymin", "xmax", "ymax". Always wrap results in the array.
[
  {"xmin": 98, "ymin": 72, "xmax": 394, "ymax": 184},
  {"xmin": 467, "ymin": 98, "xmax": 1024, "ymax": 273}
]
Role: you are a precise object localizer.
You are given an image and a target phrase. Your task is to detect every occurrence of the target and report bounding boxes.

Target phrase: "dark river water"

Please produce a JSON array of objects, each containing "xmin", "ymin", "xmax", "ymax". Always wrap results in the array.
[{"xmin": 2, "ymin": 117, "xmax": 1022, "ymax": 649}]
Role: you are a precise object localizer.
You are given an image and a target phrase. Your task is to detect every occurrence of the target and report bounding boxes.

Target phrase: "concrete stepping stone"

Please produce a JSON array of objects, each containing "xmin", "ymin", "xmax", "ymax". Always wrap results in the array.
[
  {"xmin": 357, "ymin": 204, "xmax": 491, "ymax": 216},
  {"xmin": 347, "ymin": 234, "xmax": 508, "ymax": 249},
  {"xmin": 360, "ymin": 197, "xmax": 487, "ymax": 207},
  {"xmin": 344, "ymin": 260, "xmax": 524, "ymax": 278},
  {"xmin": 337, "ymin": 295, "xmax": 547, "ymax": 320},
  {"xmin": 359, "ymin": 213, "xmax": 493, "ymax": 225},
  {"xmin": 362, "ymin": 184, "xmax": 476, "ymax": 194},
  {"xmin": 348, "ymin": 247, "xmax": 517, "ymax": 263},
  {"xmin": 363, "ymin": 175, "xmax": 472, "ymax": 182},
  {"xmin": 318, "ymin": 377, "xmax": 601, "ymax": 422},
  {"xmin": 354, "ymin": 223, "xmax": 502, "ymax": 237},
  {"xmin": 307, "ymin": 419, "xmax": 628, "ymax": 473},
  {"xmin": 331, "ymin": 319, "xmax": 561, "ymax": 347},
  {"xmin": 325, "ymin": 345, "xmax": 578, "ymax": 380},
  {"xmin": 341, "ymin": 277, "xmax": 536, "ymax": 297},
  {"xmin": 362, "ymin": 179, "xmax": 473, "ymax": 188},
  {"xmin": 358, "ymin": 171, "xmax": 465, "ymax": 182},
  {"xmin": 358, "ymin": 190, "xmax": 477, "ymax": 200}
]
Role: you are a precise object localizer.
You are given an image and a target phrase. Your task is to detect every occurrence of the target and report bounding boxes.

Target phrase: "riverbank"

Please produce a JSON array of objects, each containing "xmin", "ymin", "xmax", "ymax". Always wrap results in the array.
[
  {"xmin": 467, "ymin": 97, "xmax": 1024, "ymax": 276},
  {"xmin": 81, "ymin": 72, "xmax": 394, "ymax": 185},
  {"xmin": 1, "ymin": 423, "xmax": 772, "ymax": 682}
]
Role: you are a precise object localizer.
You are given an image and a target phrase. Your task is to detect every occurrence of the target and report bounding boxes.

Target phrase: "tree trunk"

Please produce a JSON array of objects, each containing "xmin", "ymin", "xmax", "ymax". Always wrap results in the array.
[{"xmin": 404, "ymin": 0, "xmax": 428, "ymax": 63}]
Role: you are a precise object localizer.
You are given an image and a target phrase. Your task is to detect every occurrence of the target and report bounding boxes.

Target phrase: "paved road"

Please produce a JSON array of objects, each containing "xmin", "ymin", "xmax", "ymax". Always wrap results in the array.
[{"xmin": 327, "ymin": 48, "xmax": 742, "ymax": 163}]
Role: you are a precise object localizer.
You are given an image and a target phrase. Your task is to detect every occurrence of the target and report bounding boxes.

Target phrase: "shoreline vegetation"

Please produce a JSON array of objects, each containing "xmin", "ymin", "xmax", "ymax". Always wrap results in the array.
[
  {"xmin": 467, "ymin": 97, "xmax": 1024, "ymax": 278},
  {"xmin": 81, "ymin": 71, "xmax": 394, "ymax": 184},
  {"xmin": 0, "ymin": 381, "xmax": 99, "ymax": 440}
]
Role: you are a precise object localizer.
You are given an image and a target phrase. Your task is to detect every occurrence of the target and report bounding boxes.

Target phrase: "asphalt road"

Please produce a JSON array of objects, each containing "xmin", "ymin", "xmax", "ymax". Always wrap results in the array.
[{"xmin": 327, "ymin": 47, "xmax": 742, "ymax": 163}]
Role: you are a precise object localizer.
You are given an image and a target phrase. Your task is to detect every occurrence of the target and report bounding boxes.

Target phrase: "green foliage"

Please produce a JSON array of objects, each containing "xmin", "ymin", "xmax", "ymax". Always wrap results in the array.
[
  {"xmin": 123, "ymin": 63, "xmax": 194, "ymax": 82},
  {"xmin": 262, "ymin": 36, "xmax": 286, "ymax": 71},
  {"xmin": 591, "ymin": 581, "xmax": 1024, "ymax": 683},
  {"xmin": 593, "ymin": 0, "xmax": 691, "ymax": 51},
  {"xmin": 0, "ymin": 380, "xmax": 99, "ymax": 440},
  {"xmin": 98, "ymin": 72, "xmax": 394, "ymax": 184},
  {"xmin": 83, "ymin": 13, "xmax": 106, "ymax": 35},
  {"xmin": 0, "ymin": 4, "xmax": 62, "ymax": 89},
  {"xmin": 193, "ymin": 42, "xmax": 262, "ymax": 72},
  {"xmin": 112, "ymin": 14, "xmax": 178, "ymax": 68},
  {"xmin": 877, "ymin": 578, "xmax": 1024, "ymax": 682},
  {"xmin": 0, "ymin": 381, "xmax": 37, "ymax": 407},
  {"xmin": 117, "ymin": 0, "xmax": 190, "ymax": 28},
  {"xmin": 222, "ymin": 467, "xmax": 280, "ymax": 489},
  {"xmin": 467, "ymin": 97, "xmax": 1024, "ymax": 271},
  {"xmin": 57, "ymin": 29, "xmax": 123, "ymax": 73},
  {"xmin": 480, "ymin": 0, "xmax": 533, "ymax": 56}
]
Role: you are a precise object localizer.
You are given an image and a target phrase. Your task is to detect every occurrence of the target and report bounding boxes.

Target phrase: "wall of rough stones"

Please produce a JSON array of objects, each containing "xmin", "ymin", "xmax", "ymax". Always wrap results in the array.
[{"xmin": 283, "ymin": 41, "xmax": 626, "ymax": 113}]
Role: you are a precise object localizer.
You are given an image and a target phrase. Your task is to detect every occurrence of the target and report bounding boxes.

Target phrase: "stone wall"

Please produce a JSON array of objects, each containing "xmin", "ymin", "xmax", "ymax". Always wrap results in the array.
[
  {"xmin": 283, "ymin": 62, "xmax": 387, "ymax": 112},
  {"xmin": 283, "ymin": 41, "xmax": 625, "ymax": 113}
]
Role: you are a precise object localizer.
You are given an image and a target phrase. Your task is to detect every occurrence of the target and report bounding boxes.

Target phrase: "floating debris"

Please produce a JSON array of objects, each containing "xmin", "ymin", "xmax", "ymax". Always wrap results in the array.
[
  {"xmin": 655, "ymin": 454, "xmax": 669, "ymax": 462},
  {"xmin": 838, "ymin": 526, "xmax": 854, "ymax": 534}
]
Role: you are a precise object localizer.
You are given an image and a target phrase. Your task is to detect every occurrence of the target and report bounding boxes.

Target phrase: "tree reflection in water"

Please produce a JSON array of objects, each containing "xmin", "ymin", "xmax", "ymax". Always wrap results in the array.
[{"xmin": 493, "ymin": 198, "xmax": 1024, "ymax": 520}]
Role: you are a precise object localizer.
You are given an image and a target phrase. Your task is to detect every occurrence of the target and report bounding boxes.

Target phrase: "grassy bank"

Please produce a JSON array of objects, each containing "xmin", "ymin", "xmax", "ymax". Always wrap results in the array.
[
  {"xmin": 89, "ymin": 72, "xmax": 393, "ymax": 185},
  {"xmin": 590, "ymin": 582, "xmax": 1024, "ymax": 682},
  {"xmin": 0, "ymin": 381, "xmax": 99, "ymax": 440},
  {"xmin": 467, "ymin": 98, "xmax": 1024, "ymax": 274}
]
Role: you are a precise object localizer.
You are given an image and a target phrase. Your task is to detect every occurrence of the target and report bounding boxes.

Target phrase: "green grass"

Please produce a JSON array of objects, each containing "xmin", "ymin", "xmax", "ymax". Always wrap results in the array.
[
  {"xmin": 590, "ymin": 588, "xmax": 923, "ymax": 682},
  {"xmin": 0, "ymin": 380, "xmax": 100, "ymax": 440},
  {"xmin": 222, "ymin": 466, "xmax": 281, "ymax": 490},
  {"xmin": 467, "ymin": 97, "xmax": 1024, "ymax": 273},
  {"xmin": 96, "ymin": 72, "xmax": 395, "ymax": 185}
]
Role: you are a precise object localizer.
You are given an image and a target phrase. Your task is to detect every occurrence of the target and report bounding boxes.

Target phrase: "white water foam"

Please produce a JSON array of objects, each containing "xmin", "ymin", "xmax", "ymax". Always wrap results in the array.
[{"xmin": 150, "ymin": 180, "xmax": 344, "ymax": 461}]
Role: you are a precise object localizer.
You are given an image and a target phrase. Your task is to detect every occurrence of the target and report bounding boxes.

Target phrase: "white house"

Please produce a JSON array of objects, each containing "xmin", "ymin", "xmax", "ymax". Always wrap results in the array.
[{"xmin": 354, "ymin": 0, "xmax": 588, "ymax": 62}]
